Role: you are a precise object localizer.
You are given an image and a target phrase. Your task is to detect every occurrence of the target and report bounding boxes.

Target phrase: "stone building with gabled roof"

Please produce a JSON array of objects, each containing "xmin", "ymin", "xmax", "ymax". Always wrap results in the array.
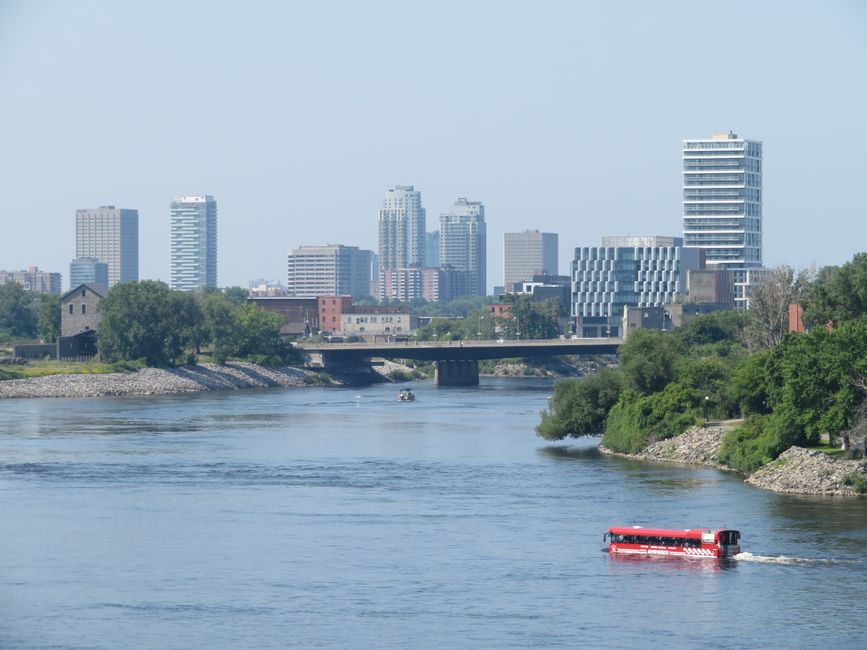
[{"xmin": 58, "ymin": 283, "xmax": 106, "ymax": 359}]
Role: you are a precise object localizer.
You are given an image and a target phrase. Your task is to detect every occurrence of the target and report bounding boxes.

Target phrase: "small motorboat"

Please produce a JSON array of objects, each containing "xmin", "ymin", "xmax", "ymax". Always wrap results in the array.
[{"xmin": 397, "ymin": 388, "xmax": 415, "ymax": 402}]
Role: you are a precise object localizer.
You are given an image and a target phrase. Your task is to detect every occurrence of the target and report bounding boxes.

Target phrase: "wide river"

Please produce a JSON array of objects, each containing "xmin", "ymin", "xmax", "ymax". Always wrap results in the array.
[{"xmin": 1, "ymin": 379, "xmax": 865, "ymax": 648}]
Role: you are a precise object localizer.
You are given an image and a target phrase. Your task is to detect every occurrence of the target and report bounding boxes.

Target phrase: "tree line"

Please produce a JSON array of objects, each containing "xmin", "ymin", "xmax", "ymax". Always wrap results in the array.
[
  {"xmin": 537, "ymin": 252, "xmax": 867, "ymax": 473},
  {"xmin": 414, "ymin": 294, "xmax": 561, "ymax": 341},
  {"xmin": 0, "ymin": 280, "xmax": 298, "ymax": 367},
  {"xmin": 97, "ymin": 281, "xmax": 297, "ymax": 366},
  {"xmin": 0, "ymin": 283, "xmax": 60, "ymax": 343}
]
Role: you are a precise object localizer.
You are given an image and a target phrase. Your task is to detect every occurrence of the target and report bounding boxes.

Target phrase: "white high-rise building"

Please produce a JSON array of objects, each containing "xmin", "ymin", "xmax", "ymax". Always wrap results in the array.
[
  {"xmin": 170, "ymin": 195, "xmax": 218, "ymax": 291},
  {"xmin": 378, "ymin": 185, "xmax": 426, "ymax": 272},
  {"xmin": 75, "ymin": 206, "xmax": 139, "ymax": 288},
  {"xmin": 439, "ymin": 198, "xmax": 486, "ymax": 296},
  {"xmin": 682, "ymin": 132, "xmax": 763, "ymax": 307}
]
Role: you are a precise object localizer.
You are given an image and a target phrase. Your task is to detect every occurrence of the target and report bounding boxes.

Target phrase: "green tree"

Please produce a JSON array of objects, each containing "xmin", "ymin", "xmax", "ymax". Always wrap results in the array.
[
  {"xmin": 98, "ymin": 281, "xmax": 189, "ymax": 365},
  {"xmin": 728, "ymin": 350, "xmax": 772, "ymax": 416},
  {"xmin": 497, "ymin": 294, "xmax": 559, "ymax": 339},
  {"xmin": 618, "ymin": 329, "xmax": 684, "ymax": 395},
  {"xmin": 34, "ymin": 293, "xmax": 61, "ymax": 342},
  {"xmin": 223, "ymin": 286, "xmax": 250, "ymax": 307},
  {"xmin": 674, "ymin": 311, "xmax": 746, "ymax": 347},
  {"xmin": 0, "ymin": 282, "xmax": 36, "ymax": 338},
  {"xmin": 167, "ymin": 291, "xmax": 205, "ymax": 362},
  {"xmin": 764, "ymin": 321, "xmax": 867, "ymax": 446},
  {"xmin": 536, "ymin": 369, "xmax": 624, "ymax": 440},
  {"xmin": 803, "ymin": 253, "xmax": 867, "ymax": 327},
  {"xmin": 235, "ymin": 303, "xmax": 289, "ymax": 362},
  {"xmin": 414, "ymin": 317, "xmax": 466, "ymax": 341},
  {"xmin": 201, "ymin": 292, "xmax": 240, "ymax": 364}
]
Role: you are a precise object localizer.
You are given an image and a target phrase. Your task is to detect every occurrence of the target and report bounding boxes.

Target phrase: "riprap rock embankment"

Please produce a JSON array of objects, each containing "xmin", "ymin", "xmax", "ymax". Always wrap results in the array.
[
  {"xmin": 746, "ymin": 446, "xmax": 867, "ymax": 496},
  {"xmin": 0, "ymin": 362, "xmax": 329, "ymax": 399}
]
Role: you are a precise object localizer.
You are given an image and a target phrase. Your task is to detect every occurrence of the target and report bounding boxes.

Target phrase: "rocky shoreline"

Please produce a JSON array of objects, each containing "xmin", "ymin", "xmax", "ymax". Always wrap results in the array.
[
  {"xmin": 599, "ymin": 424, "xmax": 867, "ymax": 497},
  {"xmin": 0, "ymin": 362, "xmax": 335, "ymax": 399}
]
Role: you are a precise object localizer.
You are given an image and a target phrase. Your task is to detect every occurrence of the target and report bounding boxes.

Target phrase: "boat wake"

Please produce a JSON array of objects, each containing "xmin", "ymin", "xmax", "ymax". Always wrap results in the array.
[{"xmin": 735, "ymin": 552, "xmax": 856, "ymax": 566}]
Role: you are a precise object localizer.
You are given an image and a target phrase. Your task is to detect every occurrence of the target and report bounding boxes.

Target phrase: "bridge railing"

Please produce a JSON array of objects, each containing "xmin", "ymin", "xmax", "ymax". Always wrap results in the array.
[{"xmin": 297, "ymin": 337, "xmax": 623, "ymax": 350}]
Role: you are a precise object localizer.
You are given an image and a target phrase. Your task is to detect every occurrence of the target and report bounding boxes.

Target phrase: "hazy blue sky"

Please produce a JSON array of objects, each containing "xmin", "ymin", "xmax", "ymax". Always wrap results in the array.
[{"xmin": 1, "ymin": 0, "xmax": 865, "ymax": 291}]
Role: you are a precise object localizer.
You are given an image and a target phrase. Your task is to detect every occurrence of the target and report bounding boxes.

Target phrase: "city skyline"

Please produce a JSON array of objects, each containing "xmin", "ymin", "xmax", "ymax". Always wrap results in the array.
[{"xmin": 1, "ymin": 2, "xmax": 865, "ymax": 290}]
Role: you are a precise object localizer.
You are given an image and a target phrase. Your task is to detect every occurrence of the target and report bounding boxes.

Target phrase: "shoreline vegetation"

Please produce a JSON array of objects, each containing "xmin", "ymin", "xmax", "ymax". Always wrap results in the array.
[
  {"xmin": 537, "ymin": 256, "xmax": 867, "ymax": 497},
  {"xmin": 598, "ymin": 423, "xmax": 867, "ymax": 496}
]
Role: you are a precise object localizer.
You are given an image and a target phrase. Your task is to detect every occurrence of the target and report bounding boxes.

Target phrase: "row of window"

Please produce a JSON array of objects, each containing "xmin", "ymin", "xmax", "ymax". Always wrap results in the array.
[{"xmin": 610, "ymin": 534, "xmax": 702, "ymax": 547}]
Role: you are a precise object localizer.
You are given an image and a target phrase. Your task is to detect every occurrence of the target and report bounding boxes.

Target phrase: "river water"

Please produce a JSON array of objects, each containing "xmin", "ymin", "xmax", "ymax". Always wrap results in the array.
[{"xmin": 1, "ymin": 379, "xmax": 865, "ymax": 649}]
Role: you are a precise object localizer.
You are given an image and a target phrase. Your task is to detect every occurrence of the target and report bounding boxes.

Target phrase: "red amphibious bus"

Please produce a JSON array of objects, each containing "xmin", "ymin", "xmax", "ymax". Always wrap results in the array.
[{"xmin": 605, "ymin": 526, "xmax": 741, "ymax": 558}]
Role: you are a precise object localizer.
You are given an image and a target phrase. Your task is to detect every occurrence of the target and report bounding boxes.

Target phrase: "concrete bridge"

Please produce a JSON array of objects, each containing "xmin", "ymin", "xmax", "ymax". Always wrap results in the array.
[{"xmin": 297, "ymin": 338, "xmax": 622, "ymax": 385}]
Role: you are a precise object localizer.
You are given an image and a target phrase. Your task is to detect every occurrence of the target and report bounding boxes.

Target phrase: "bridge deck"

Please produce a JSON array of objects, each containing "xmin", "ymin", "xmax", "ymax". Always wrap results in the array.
[{"xmin": 298, "ymin": 338, "xmax": 622, "ymax": 362}]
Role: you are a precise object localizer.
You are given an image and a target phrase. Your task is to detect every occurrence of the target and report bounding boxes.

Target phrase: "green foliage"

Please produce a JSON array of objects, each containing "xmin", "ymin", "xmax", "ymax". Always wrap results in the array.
[
  {"xmin": 728, "ymin": 351, "xmax": 771, "ymax": 416},
  {"xmin": 414, "ymin": 317, "xmax": 466, "ymax": 341},
  {"xmin": 107, "ymin": 359, "xmax": 146, "ymax": 373},
  {"xmin": 386, "ymin": 368, "xmax": 426, "ymax": 382},
  {"xmin": 675, "ymin": 356, "xmax": 739, "ymax": 419},
  {"xmin": 764, "ymin": 322, "xmax": 867, "ymax": 446},
  {"xmin": 223, "ymin": 286, "xmax": 250, "ymax": 307},
  {"xmin": 0, "ymin": 367, "xmax": 23, "ymax": 380},
  {"xmin": 717, "ymin": 415, "xmax": 788, "ymax": 474},
  {"xmin": 674, "ymin": 311, "xmax": 746, "ymax": 347},
  {"xmin": 602, "ymin": 385, "xmax": 699, "ymax": 453},
  {"xmin": 535, "ymin": 369, "xmax": 624, "ymax": 440},
  {"xmin": 201, "ymin": 292, "xmax": 240, "ymax": 364},
  {"xmin": 842, "ymin": 472, "xmax": 867, "ymax": 494},
  {"xmin": 618, "ymin": 329, "xmax": 684, "ymax": 395},
  {"xmin": 498, "ymin": 294, "xmax": 559, "ymax": 340},
  {"xmin": 35, "ymin": 294, "xmax": 61, "ymax": 342},
  {"xmin": 803, "ymin": 252, "xmax": 867, "ymax": 327},
  {"xmin": 98, "ymin": 281, "xmax": 190, "ymax": 366},
  {"xmin": 0, "ymin": 282, "xmax": 36, "ymax": 338},
  {"xmin": 234, "ymin": 303, "xmax": 295, "ymax": 363}
]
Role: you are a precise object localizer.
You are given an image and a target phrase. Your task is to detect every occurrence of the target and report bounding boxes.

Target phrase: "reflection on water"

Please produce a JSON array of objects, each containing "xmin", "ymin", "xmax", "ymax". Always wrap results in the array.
[{"xmin": 607, "ymin": 552, "xmax": 732, "ymax": 574}]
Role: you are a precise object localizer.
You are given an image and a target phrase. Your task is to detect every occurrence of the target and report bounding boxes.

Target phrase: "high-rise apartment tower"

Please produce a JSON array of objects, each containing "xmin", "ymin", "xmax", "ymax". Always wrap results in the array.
[
  {"xmin": 682, "ymin": 132, "xmax": 763, "ymax": 307},
  {"xmin": 378, "ymin": 185, "xmax": 426, "ymax": 272},
  {"xmin": 170, "ymin": 195, "xmax": 218, "ymax": 291},
  {"xmin": 439, "ymin": 198, "xmax": 486, "ymax": 296},
  {"xmin": 75, "ymin": 206, "xmax": 139, "ymax": 288}
]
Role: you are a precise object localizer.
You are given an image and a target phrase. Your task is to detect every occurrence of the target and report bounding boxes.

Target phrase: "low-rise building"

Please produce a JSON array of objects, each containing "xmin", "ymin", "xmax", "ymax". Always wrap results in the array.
[
  {"xmin": 247, "ymin": 296, "xmax": 319, "ymax": 336},
  {"xmin": 0, "ymin": 267, "xmax": 62, "ymax": 295},
  {"xmin": 57, "ymin": 283, "xmax": 105, "ymax": 359},
  {"xmin": 340, "ymin": 306, "xmax": 416, "ymax": 341},
  {"xmin": 318, "ymin": 295, "xmax": 353, "ymax": 334}
]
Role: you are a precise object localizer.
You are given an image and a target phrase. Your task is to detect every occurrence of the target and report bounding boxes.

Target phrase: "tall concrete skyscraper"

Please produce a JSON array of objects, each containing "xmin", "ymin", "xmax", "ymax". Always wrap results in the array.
[
  {"xmin": 439, "ymin": 198, "xmax": 486, "ymax": 296},
  {"xmin": 682, "ymin": 132, "xmax": 763, "ymax": 307},
  {"xmin": 503, "ymin": 230, "xmax": 558, "ymax": 288},
  {"xmin": 378, "ymin": 185, "xmax": 426, "ymax": 272},
  {"xmin": 75, "ymin": 206, "xmax": 139, "ymax": 288},
  {"xmin": 170, "ymin": 195, "xmax": 218, "ymax": 291}
]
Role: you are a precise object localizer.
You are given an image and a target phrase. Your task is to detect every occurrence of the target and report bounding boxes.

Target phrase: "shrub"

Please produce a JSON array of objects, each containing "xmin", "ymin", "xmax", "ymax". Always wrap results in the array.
[
  {"xmin": 716, "ymin": 415, "xmax": 787, "ymax": 474},
  {"xmin": 842, "ymin": 472, "xmax": 867, "ymax": 494},
  {"xmin": 536, "ymin": 369, "xmax": 624, "ymax": 441},
  {"xmin": 602, "ymin": 384, "xmax": 699, "ymax": 453}
]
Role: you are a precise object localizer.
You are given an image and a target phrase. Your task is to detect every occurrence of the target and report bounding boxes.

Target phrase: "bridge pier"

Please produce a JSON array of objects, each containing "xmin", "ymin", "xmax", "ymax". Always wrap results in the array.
[{"xmin": 434, "ymin": 360, "xmax": 479, "ymax": 386}]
